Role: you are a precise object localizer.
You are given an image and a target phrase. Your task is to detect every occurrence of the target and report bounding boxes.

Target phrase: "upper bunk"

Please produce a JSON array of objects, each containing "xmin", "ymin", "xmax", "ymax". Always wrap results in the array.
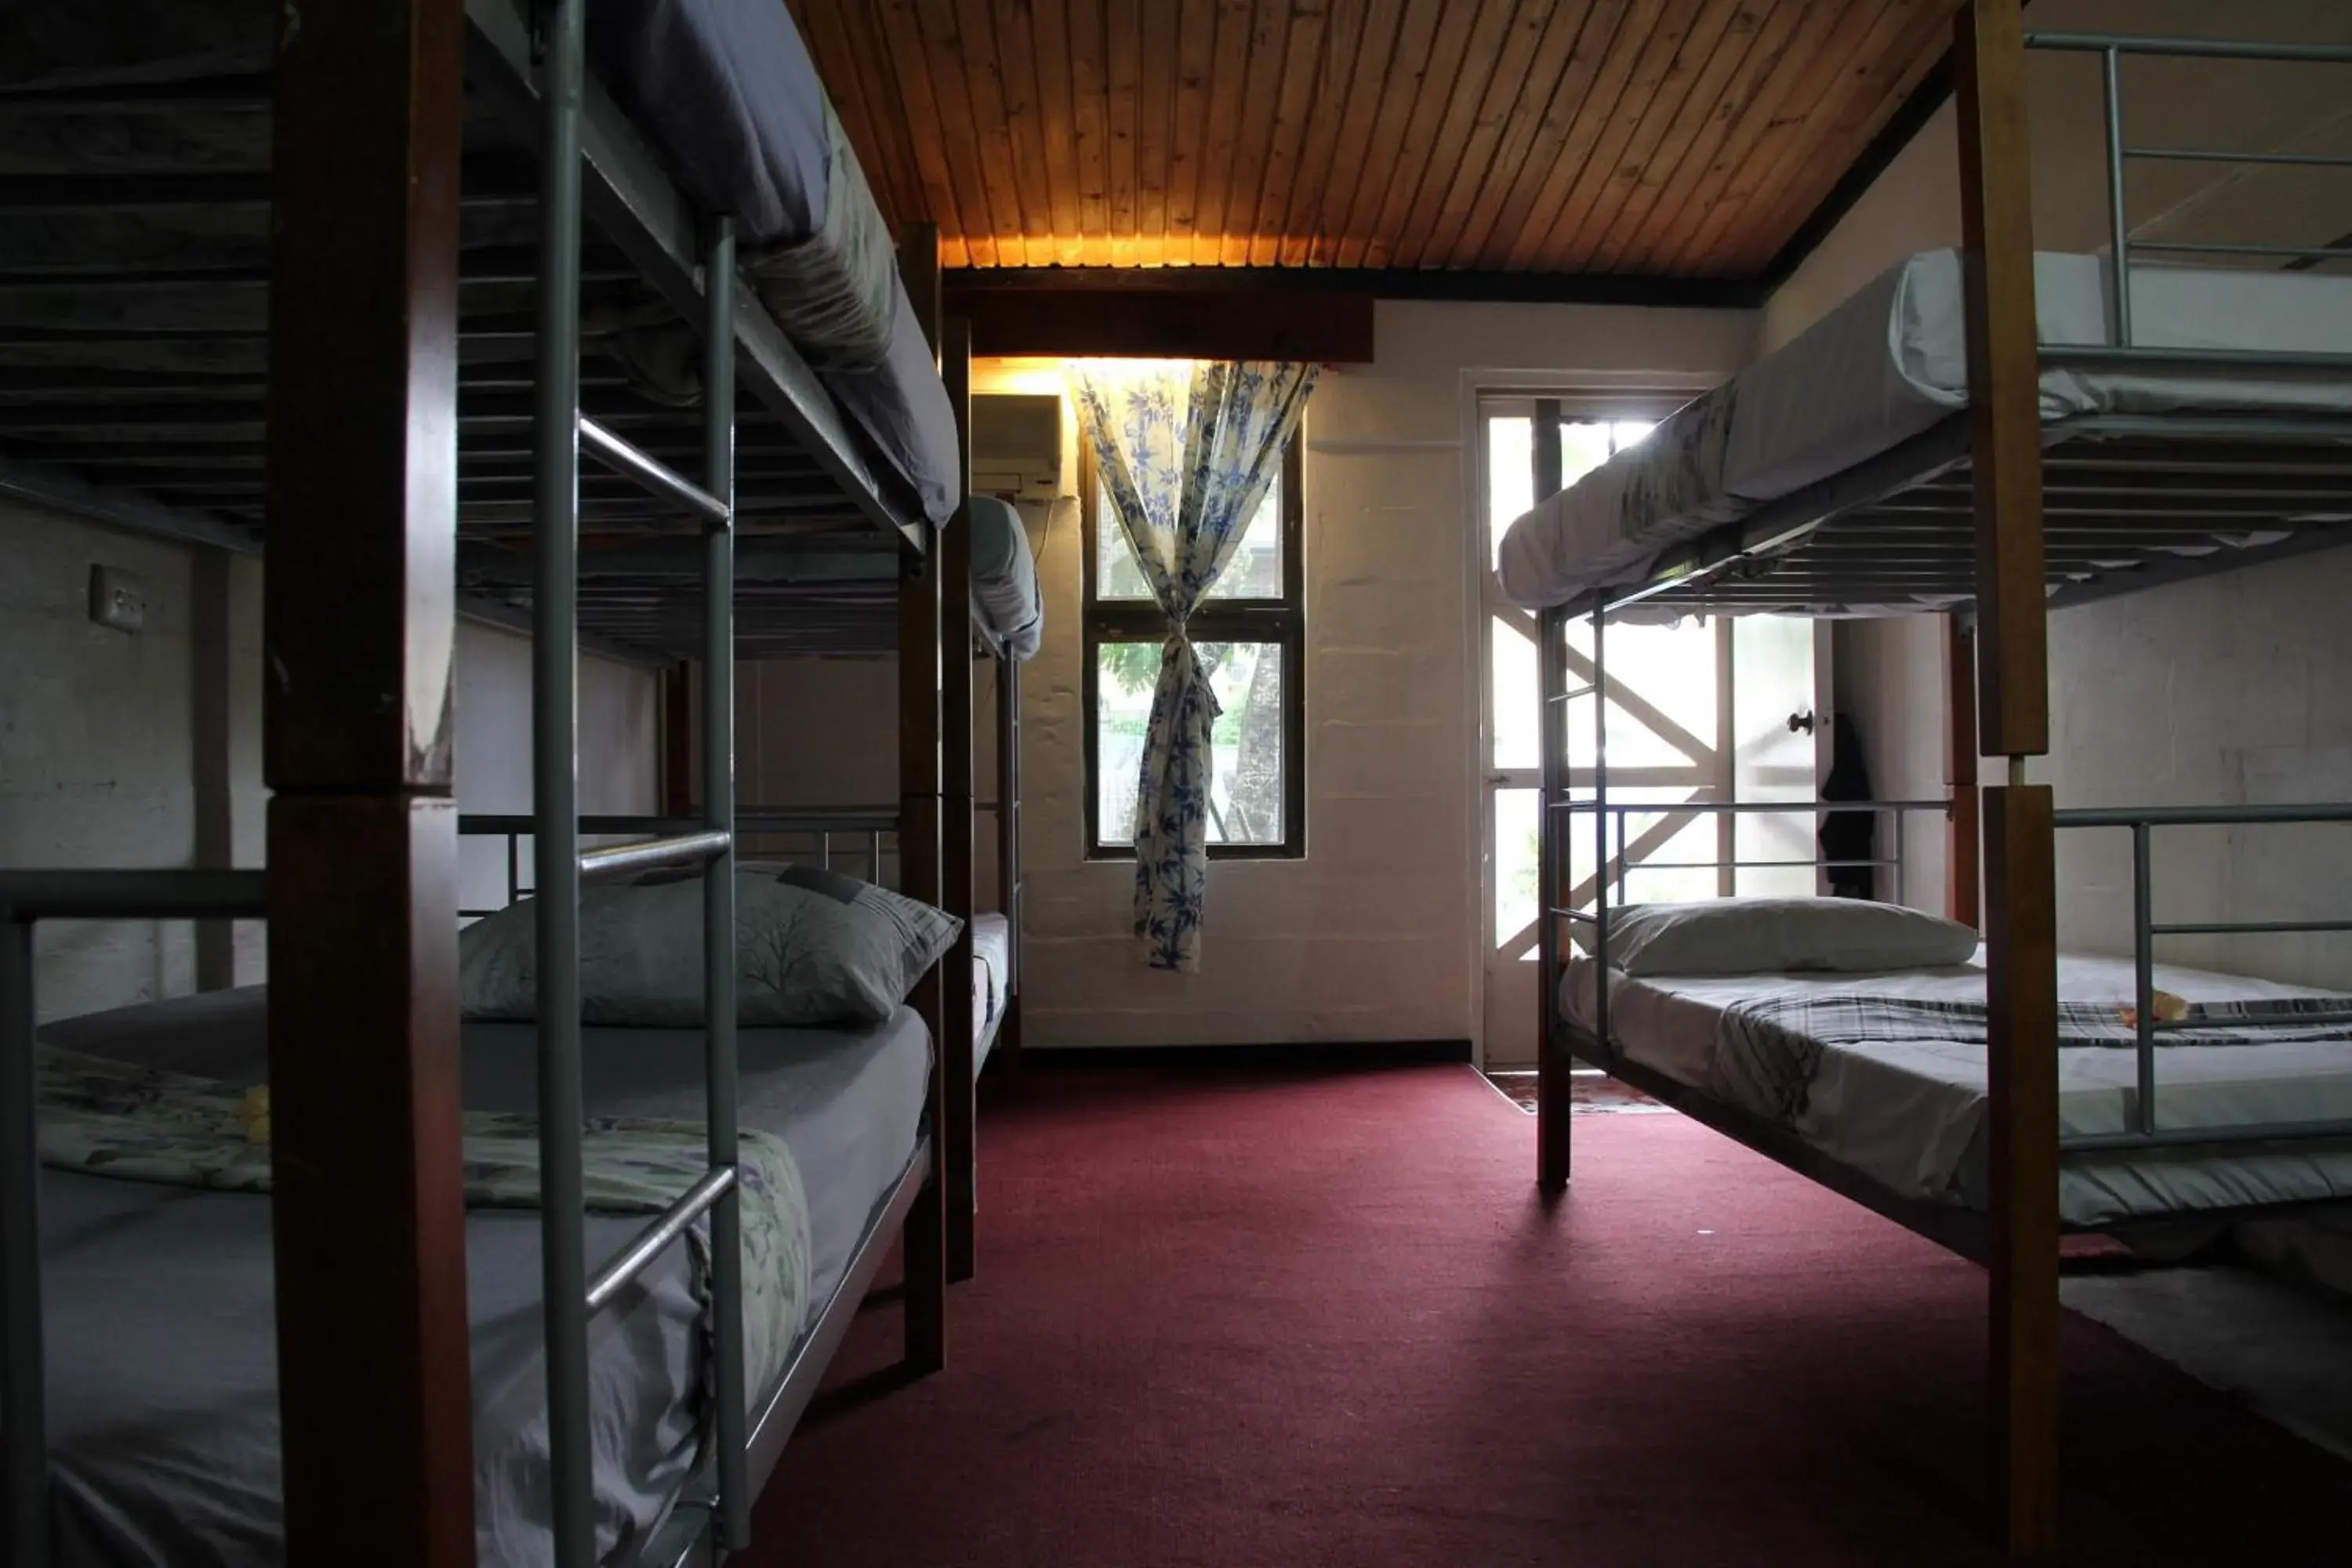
[
  {"xmin": 1499, "ymin": 245, "xmax": 2352, "ymax": 623},
  {"xmin": 0, "ymin": 0, "xmax": 1045, "ymax": 663}
]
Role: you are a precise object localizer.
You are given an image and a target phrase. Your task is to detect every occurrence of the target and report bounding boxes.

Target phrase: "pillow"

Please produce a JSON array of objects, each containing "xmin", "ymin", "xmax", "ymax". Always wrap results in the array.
[
  {"xmin": 461, "ymin": 862, "xmax": 961, "ymax": 1029},
  {"xmin": 1566, "ymin": 898, "xmax": 1979, "ymax": 977}
]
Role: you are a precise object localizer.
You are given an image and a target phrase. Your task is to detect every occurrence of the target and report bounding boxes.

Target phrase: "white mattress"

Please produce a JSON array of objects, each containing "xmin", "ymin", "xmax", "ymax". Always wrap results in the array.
[
  {"xmin": 36, "ymin": 989, "xmax": 929, "ymax": 1566},
  {"xmin": 1561, "ymin": 949, "xmax": 2352, "ymax": 1229},
  {"xmin": 1497, "ymin": 249, "xmax": 2352, "ymax": 613},
  {"xmin": 973, "ymin": 910, "xmax": 1011, "ymax": 1074}
]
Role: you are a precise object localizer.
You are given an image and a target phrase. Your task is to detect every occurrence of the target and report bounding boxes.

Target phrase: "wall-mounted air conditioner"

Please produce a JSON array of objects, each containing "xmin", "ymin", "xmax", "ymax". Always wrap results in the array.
[{"xmin": 971, "ymin": 393, "xmax": 1064, "ymax": 502}]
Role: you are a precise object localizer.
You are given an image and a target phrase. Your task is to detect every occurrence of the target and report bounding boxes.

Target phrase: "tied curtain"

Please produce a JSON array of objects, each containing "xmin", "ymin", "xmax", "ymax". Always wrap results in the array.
[{"xmin": 1071, "ymin": 360, "xmax": 1318, "ymax": 971}]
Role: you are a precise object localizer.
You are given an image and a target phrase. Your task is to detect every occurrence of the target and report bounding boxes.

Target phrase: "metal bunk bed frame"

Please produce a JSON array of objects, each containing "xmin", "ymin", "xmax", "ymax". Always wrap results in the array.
[
  {"xmin": 0, "ymin": 0, "xmax": 961, "ymax": 1562},
  {"xmin": 1534, "ymin": 5, "xmax": 2352, "ymax": 1556}
]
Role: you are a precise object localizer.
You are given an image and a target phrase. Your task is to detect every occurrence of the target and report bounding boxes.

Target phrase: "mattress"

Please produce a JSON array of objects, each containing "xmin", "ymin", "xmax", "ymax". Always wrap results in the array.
[
  {"xmin": 1497, "ymin": 249, "xmax": 2352, "ymax": 613},
  {"xmin": 34, "ymin": 986, "xmax": 929, "ymax": 1567},
  {"xmin": 969, "ymin": 496, "xmax": 1045, "ymax": 660},
  {"xmin": 1560, "ymin": 949, "xmax": 2352, "ymax": 1229},
  {"xmin": 973, "ymin": 911, "xmax": 1011, "ymax": 1074},
  {"xmin": 586, "ymin": 0, "xmax": 960, "ymax": 525}
]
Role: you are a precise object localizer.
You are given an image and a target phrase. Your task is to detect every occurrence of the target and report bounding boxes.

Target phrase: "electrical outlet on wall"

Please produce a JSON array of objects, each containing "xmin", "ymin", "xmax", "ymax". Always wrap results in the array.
[{"xmin": 89, "ymin": 564, "xmax": 145, "ymax": 633}]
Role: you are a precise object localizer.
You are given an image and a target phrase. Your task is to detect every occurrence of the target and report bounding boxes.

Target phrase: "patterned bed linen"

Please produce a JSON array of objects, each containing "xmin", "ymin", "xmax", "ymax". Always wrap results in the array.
[
  {"xmin": 1717, "ymin": 993, "xmax": 2352, "ymax": 1130},
  {"xmin": 38, "ymin": 1044, "xmax": 812, "ymax": 1419}
]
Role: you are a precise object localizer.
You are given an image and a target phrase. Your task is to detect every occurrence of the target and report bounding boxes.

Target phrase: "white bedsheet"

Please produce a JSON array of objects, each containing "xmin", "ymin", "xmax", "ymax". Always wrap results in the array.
[
  {"xmin": 1562, "ymin": 949, "xmax": 2352, "ymax": 1228},
  {"xmin": 1498, "ymin": 250, "xmax": 2352, "ymax": 612},
  {"xmin": 974, "ymin": 911, "xmax": 1010, "ymax": 1074}
]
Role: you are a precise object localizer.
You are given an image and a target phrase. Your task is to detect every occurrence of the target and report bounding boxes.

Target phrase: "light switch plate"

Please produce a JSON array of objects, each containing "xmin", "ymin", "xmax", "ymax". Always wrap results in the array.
[{"xmin": 89, "ymin": 564, "xmax": 145, "ymax": 633}]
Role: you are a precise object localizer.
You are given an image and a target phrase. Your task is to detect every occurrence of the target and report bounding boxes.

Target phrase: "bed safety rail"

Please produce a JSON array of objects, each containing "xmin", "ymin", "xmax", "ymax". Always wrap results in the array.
[
  {"xmin": 459, "ymin": 810, "xmax": 906, "ymax": 918},
  {"xmin": 2026, "ymin": 31, "xmax": 2352, "ymax": 372},
  {"xmin": 2053, "ymin": 802, "xmax": 2352, "ymax": 1153},
  {"xmin": 0, "ymin": 869, "xmax": 270, "ymax": 1567}
]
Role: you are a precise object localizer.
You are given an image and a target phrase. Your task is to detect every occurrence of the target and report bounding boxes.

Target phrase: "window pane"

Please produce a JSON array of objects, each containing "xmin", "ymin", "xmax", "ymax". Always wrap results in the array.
[
  {"xmin": 1094, "ymin": 470, "xmax": 1284, "ymax": 603},
  {"xmin": 1486, "ymin": 415, "xmax": 1533, "ymax": 571},
  {"xmin": 1094, "ymin": 641, "xmax": 1288, "ymax": 848}
]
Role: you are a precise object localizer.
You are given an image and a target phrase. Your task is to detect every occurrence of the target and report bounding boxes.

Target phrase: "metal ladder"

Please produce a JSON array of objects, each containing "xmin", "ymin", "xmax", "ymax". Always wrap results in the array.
[{"xmin": 532, "ymin": 0, "xmax": 746, "ymax": 1555}]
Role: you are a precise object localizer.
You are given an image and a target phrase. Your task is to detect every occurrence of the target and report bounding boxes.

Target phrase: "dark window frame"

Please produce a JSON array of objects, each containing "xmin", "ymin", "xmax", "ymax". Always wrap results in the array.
[{"xmin": 1080, "ymin": 438, "xmax": 1306, "ymax": 862}]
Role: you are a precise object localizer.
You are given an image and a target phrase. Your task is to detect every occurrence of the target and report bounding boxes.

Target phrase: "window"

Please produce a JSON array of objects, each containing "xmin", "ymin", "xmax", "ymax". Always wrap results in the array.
[{"xmin": 1083, "ymin": 438, "xmax": 1305, "ymax": 859}]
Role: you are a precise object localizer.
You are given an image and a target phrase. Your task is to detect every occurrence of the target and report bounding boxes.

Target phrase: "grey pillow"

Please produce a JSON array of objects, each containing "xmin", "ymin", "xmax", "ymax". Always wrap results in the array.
[
  {"xmin": 1567, "ymin": 897, "xmax": 1979, "ymax": 977},
  {"xmin": 461, "ymin": 862, "xmax": 961, "ymax": 1028}
]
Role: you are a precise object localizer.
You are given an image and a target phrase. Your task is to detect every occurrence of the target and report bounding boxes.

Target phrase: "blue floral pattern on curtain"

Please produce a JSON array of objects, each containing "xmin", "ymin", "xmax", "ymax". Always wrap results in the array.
[{"xmin": 1071, "ymin": 359, "xmax": 1318, "ymax": 971}]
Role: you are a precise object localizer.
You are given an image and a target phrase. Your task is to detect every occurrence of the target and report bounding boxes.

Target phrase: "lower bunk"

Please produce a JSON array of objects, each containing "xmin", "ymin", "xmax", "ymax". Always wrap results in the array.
[
  {"xmin": 1555, "ymin": 935, "xmax": 2352, "ymax": 1255},
  {"xmin": 35, "ymin": 988, "xmax": 935, "ymax": 1566}
]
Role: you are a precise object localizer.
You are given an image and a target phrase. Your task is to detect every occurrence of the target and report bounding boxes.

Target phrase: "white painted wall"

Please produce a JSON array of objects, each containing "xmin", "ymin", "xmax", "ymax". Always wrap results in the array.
[
  {"xmin": 1769, "ymin": 0, "xmax": 2352, "ymax": 974},
  {"xmin": 2, "ymin": 496, "xmax": 660, "ymax": 1019},
  {"xmin": 1, "ymin": 499, "xmax": 264, "ymax": 1021},
  {"xmin": 750, "ymin": 310, "xmax": 1756, "ymax": 1050},
  {"xmin": 452, "ymin": 619, "xmax": 661, "ymax": 915}
]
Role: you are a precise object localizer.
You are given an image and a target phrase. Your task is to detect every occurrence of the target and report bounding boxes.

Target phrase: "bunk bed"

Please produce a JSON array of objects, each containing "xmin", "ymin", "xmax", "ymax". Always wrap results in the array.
[
  {"xmin": 0, "ymin": 0, "xmax": 982, "ymax": 1562},
  {"xmin": 1500, "ymin": 6, "xmax": 2352, "ymax": 1555}
]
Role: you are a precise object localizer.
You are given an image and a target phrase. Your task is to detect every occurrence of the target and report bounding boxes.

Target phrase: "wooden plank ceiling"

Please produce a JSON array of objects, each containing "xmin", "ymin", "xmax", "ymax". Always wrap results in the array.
[{"xmin": 786, "ymin": 0, "xmax": 1965, "ymax": 281}]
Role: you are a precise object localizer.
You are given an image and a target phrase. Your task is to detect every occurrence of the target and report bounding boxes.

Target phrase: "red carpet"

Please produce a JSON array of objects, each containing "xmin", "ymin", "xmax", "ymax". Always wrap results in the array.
[{"xmin": 748, "ymin": 1063, "xmax": 2352, "ymax": 1566}]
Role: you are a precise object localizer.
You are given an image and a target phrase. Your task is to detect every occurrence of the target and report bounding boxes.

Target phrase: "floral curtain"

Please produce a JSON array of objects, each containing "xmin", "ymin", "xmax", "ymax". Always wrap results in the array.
[{"xmin": 1070, "ymin": 359, "xmax": 1318, "ymax": 971}]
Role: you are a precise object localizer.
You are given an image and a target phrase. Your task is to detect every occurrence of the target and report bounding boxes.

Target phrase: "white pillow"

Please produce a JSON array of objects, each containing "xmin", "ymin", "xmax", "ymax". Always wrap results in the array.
[
  {"xmin": 1566, "ymin": 898, "xmax": 1979, "ymax": 977},
  {"xmin": 462, "ymin": 862, "xmax": 961, "ymax": 1029}
]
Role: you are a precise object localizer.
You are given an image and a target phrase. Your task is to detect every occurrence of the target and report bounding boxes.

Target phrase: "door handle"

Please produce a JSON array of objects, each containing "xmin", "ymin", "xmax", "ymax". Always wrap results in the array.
[{"xmin": 1786, "ymin": 710, "xmax": 1816, "ymax": 735}]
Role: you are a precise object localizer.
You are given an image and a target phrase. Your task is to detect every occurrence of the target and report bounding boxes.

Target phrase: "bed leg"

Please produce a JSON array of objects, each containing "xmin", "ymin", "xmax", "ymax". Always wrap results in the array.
[
  {"xmin": 902, "ymin": 1170, "xmax": 948, "ymax": 1375},
  {"xmin": 1537, "ymin": 1054, "xmax": 1571, "ymax": 1194},
  {"xmin": 1984, "ymin": 785, "xmax": 2059, "ymax": 1557}
]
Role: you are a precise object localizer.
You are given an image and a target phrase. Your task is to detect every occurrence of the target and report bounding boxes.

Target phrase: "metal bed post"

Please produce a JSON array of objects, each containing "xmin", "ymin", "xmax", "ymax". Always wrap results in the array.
[
  {"xmin": 700, "ymin": 216, "xmax": 750, "ymax": 1552},
  {"xmin": 1592, "ymin": 596, "xmax": 1610, "ymax": 1065},
  {"xmin": 2131, "ymin": 822, "xmax": 2156, "ymax": 1138},
  {"xmin": 2100, "ymin": 46, "xmax": 2132, "ymax": 350},
  {"xmin": 1536, "ymin": 601, "xmax": 1569, "ymax": 1192},
  {"xmin": 941, "ymin": 318, "xmax": 978, "ymax": 1283},
  {"xmin": 532, "ymin": 0, "xmax": 595, "ymax": 1556},
  {"xmin": 2, "ymin": 916, "xmax": 41, "ymax": 1566},
  {"xmin": 1957, "ymin": 0, "xmax": 2061, "ymax": 1555}
]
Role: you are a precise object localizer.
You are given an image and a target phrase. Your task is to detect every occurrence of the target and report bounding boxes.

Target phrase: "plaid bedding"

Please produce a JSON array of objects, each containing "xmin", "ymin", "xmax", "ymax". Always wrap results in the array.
[{"xmin": 1717, "ymin": 993, "xmax": 2352, "ymax": 1124}]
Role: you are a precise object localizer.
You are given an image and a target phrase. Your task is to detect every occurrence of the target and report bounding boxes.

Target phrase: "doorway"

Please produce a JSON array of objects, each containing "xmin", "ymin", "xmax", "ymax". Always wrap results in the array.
[{"xmin": 1475, "ymin": 397, "xmax": 1826, "ymax": 1069}]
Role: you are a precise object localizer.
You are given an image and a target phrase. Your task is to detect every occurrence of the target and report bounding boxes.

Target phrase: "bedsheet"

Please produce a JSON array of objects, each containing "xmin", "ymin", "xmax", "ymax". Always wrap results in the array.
[
  {"xmin": 36, "ymin": 987, "xmax": 928, "ymax": 1566},
  {"xmin": 1498, "ymin": 250, "xmax": 2352, "ymax": 613},
  {"xmin": 1561, "ymin": 949, "xmax": 2352, "ymax": 1228}
]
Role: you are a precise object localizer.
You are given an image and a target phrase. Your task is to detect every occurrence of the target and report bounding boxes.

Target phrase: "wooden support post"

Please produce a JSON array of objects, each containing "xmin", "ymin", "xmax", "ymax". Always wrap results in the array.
[
  {"xmin": 898, "ymin": 222, "xmax": 947, "ymax": 1370},
  {"xmin": 1984, "ymin": 782, "xmax": 2060, "ymax": 1558},
  {"xmin": 1957, "ymin": 0, "xmax": 2049, "ymax": 763},
  {"xmin": 1947, "ymin": 615, "xmax": 1982, "ymax": 931},
  {"xmin": 263, "ymin": 1, "xmax": 474, "ymax": 1561},
  {"xmin": 941, "ymin": 318, "xmax": 978, "ymax": 1283},
  {"xmin": 1958, "ymin": 2, "xmax": 2058, "ymax": 1555}
]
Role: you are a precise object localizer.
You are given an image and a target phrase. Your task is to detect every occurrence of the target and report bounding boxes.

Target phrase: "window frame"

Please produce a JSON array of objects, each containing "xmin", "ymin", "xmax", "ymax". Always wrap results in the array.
[{"xmin": 1080, "ymin": 437, "xmax": 1306, "ymax": 862}]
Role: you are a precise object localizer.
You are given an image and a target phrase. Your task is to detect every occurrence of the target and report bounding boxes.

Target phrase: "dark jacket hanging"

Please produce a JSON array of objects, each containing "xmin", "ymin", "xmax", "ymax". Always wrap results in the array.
[{"xmin": 1820, "ymin": 712, "xmax": 1876, "ymax": 900}]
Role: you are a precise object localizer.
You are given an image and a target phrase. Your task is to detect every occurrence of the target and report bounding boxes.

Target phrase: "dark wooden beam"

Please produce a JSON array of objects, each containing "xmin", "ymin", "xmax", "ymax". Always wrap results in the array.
[
  {"xmin": 262, "ymin": 2, "xmax": 474, "ymax": 1564},
  {"xmin": 950, "ymin": 281, "xmax": 1376, "ymax": 362},
  {"xmin": 945, "ymin": 263, "xmax": 1766, "ymax": 308}
]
